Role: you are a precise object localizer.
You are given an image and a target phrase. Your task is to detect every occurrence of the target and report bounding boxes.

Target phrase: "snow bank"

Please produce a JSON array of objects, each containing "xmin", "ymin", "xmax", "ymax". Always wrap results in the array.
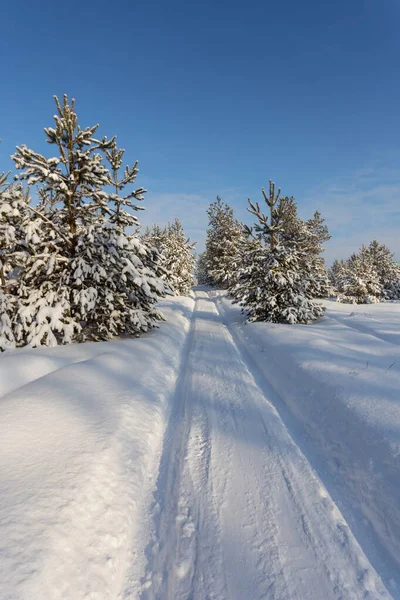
[
  {"xmin": 216, "ymin": 293, "xmax": 400, "ymax": 592},
  {"xmin": 0, "ymin": 295, "xmax": 194, "ymax": 600}
]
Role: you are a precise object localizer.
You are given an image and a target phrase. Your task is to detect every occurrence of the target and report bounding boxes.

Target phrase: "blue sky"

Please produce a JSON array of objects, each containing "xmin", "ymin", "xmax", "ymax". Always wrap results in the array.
[{"xmin": 1, "ymin": 0, "xmax": 399, "ymax": 262}]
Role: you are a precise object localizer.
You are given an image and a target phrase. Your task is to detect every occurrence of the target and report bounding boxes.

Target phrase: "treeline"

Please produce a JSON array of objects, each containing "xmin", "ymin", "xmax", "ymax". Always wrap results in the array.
[
  {"xmin": 198, "ymin": 184, "xmax": 400, "ymax": 323},
  {"xmin": 330, "ymin": 241, "xmax": 400, "ymax": 304},
  {"xmin": 1, "ymin": 94, "xmax": 399, "ymax": 350}
]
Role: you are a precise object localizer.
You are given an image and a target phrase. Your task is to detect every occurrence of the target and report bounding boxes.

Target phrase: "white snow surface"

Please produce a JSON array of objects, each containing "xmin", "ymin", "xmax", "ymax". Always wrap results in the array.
[{"xmin": 1, "ymin": 290, "xmax": 400, "ymax": 599}]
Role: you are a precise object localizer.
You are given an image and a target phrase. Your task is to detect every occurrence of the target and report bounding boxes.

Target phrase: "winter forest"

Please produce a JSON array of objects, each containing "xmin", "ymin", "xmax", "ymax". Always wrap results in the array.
[
  {"xmin": 1, "ymin": 95, "xmax": 399, "ymax": 351},
  {"xmin": 3, "ymin": 0, "xmax": 400, "ymax": 594}
]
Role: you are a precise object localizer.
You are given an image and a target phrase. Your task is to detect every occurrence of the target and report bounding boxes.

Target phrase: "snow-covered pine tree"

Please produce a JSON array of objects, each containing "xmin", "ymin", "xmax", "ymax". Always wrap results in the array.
[
  {"xmin": 301, "ymin": 211, "xmax": 332, "ymax": 298},
  {"xmin": 195, "ymin": 252, "xmax": 211, "ymax": 285},
  {"xmin": 230, "ymin": 181, "xmax": 325, "ymax": 324},
  {"xmin": 280, "ymin": 201, "xmax": 332, "ymax": 298},
  {"xmin": 0, "ymin": 169, "xmax": 11, "ymax": 294},
  {"xmin": 0, "ymin": 170, "xmax": 35, "ymax": 349},
  {"xmin": 203, "ymin": 196, "xmax": 243, "ymax": 288},
  {"xmin": 8, "ymin": 94, "xmax": 168, "ymax": 347},
  {"xmin": 335, "ymin": 240, "xmax": 400, "ymax": 304},
  {"xmin": 144, "ymin": 219, "xmax": 195, "ymax": 295},
  {"xmin": 337, "ymin": 246, "xmax": 382, "ymax": 304},
  {"xmin": 0, "ymin": 172, "xmax": 17, "ymax": 349},
  {"xmin": 329, "ymin": 259, "xmax": 347, "ymax": 293},
  {"xmin": 366, "ymin": 240, "xmax": 400, "ymax": 300}
]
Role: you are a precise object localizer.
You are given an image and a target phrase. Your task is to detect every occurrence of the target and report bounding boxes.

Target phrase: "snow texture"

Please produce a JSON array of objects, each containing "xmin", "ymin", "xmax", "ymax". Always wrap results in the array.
[
  {"xmin": 1, "ymin": 291, "xmax": 400, "ymax": 599},
  {"xmin": 0, "ymin": 296, "xmax": 194, "ymax": 600}
]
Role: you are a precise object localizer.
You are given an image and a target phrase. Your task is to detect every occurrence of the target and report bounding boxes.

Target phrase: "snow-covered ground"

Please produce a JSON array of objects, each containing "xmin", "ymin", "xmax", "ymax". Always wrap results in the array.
[
  {"xmin": 0, "ymin": 296, "xmax": 195, "ymax": 600},
  {"xmin": 1, "ymin": 290, "xmax": 400, "ymax": 599}
]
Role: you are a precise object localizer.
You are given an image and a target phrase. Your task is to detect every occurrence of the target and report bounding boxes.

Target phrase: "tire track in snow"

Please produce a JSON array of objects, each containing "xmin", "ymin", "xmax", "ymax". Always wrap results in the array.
[
  {"xmin": 140, "ymin": 290, "xmax": 227, "ymax": 600},
  {"xmin": 141, "ymin": 290, "xmax": 391, "ymax": 599},
  {"xmin": 210, "ymin": 292, "xmax": 392, "ymax": 599},
  {"xmin": 214, "ymin": 291, "xmax": 400, "ymax": 597}
]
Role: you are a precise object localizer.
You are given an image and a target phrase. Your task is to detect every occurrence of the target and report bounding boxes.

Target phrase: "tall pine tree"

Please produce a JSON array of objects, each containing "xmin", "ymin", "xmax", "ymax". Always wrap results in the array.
[
  {"xmin": 203, "ymin": 196, "xmax": 243, "ymax": 288},
  {"xmin": 3, "ymin": 94, "xmax": 168, "ymax": 347}
]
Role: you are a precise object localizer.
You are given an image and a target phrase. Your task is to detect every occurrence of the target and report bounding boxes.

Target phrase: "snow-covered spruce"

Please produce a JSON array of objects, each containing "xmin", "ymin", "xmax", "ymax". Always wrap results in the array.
[
  {"xmin": 301, "ymin": 211, "xmax": 332, "ymax": 298},
  {"xmin": 229, "ymin": 181, "xmax": 325, "ymax": 324},
  {"xmin": 144, "ymin": 219, "xmax": 195, "ymax": 296},
  {"xmin": 329, "ymin": 259, "xmax": 347, "ymax": 294},
  {"xmin": 196, "ymin": 252, "xmax": 212, "ymax": 285},
  {"xmin": 334, "ymin": 241, "xmax": 400, "ymax": 304},
  {"xmin": 367, "ymin": 240, "xmax": 400, "ymax": 300},
  {"xmin": 0, "ymin": 172, "xmax": 32, "ymax": 350},
  {"xmin": 337, "ymin": 249, "xmax": 381, "ymax": 304},
  {"xmin": 203, "ymin": 196, "xmax": 243, "ymax": 288},
  {"xmin": 5, "ymin": 94, "xmax": 169, "ymax": 347},
  {"xmin": 279, "ymin": 199, "xmax": 332, "ymax": 299}
]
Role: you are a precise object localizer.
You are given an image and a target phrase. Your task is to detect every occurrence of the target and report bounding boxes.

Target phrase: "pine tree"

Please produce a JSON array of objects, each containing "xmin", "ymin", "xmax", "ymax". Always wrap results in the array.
[
  {"xmin": 301, "ymin": 211, "xmax": 332, "ymax": 298},
  {"xmin": 366, "ymin": 240, "xmax": 400, "ymax": 300},
  {"xmin": 203, "ymin": 196, "xmax": 243, "ymax": 288},
  {"xmin": 196, "ymin": 252, "xmax": 211, "ymax": 285},
  {"xmin": 230, "ymin": 181, "xmax": 325, "ymax": 324},
  {"xmin": 329, "ymin": 259, "xmax": 347, "ymax": 293},
  {"xmin": 0, "ymin": 173, "xmax": 18, "ymax": 349},
  {"xmin": 144, "ymin": 219, "xmax": 195, "ymax": 296},
  {"xmin": 5, "ymin": 94, "xmax": 168, "ymax": 347},
  {"xmin": 0, "ymin": 170, "xmax": 38, "ymax": 349},
  {"xmin": 337, "ymin": 246, "xmax": 382, "ymax": 304},
  {"xmin": 280, "ymin": 203, "xmax": 332, "ymax": 298},
  {"xmin": 334, "ymin": 240, "xmax": 400, "ymax": 304}
]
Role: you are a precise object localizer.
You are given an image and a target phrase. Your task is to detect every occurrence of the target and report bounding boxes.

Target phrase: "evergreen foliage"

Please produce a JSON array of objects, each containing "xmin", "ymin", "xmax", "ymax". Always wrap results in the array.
[
  {"xmin": 1, "ymin": 95, "xmax": 168, "ymax": 349},
  {"xmin": 203, "ymin": 196, "xmax": 243, "ymax": 288},
  {"xmin": 329, "ymin": 259, "xmax": 347, "ymax": 292},
  {"xmin": 279, "ymin": 200, "xmax": 332, "ymax": 298},
  {"xmin": 144, "ymin": 219, "xmax": 195, "ymax": 296},
  {"xmin": 230, "ymin": 181, "xmax": 325, "ymax": 324},
  {"xmin": 337, "ymin": 248, "xmax": 381, "ymax": 304},
  {"xmin": 195, "ymin": 252, "xmax": 212, "ymax": 285},
  {"xmin": 0, "ymin": 174, "xmax": 21, "ymax": 349},
  {"xmin": 367, "ymin": 240, "xmax": 400, "ymax": 300},
  {"xmin": 333, "ymin": 241, "xmax": 400, "ymax": 304}
]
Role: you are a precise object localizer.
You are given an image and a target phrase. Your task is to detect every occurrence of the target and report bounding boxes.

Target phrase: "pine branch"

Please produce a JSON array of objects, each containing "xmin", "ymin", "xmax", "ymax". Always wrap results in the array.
[{"xmin": 25, "ymin": 204, "xmax": 72, "ymax": 247}]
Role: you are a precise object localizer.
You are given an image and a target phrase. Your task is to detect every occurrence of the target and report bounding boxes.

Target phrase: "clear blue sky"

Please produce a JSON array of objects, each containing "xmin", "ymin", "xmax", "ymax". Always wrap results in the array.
[{"xmin": 1, "ymin": 0, "xmax": 399, "ymax": 262}]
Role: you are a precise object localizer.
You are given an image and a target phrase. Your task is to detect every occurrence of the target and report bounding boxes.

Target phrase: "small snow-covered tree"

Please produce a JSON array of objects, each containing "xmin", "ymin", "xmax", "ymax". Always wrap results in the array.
[
  {"xmin": 203, "ymin": 196, "xmax": 243, "ymax": 288},
  {"xmin": 230, "ymin": 181, "xmax": 325, "ymax": 324},
  {"xmin": 302, "ymin": 211, "xmax": 332, "ymax": 298},
  {"xmin": 335, "ymin": 240, "xmax": 400, "ymax": 304},
  {"xmin": 337, "ymin": 246, "xmax": 382, "ymax": 304},
  {"xmin": 144, "ymin": 219, "xmax": 195, "ymax": 295},
  {"xmin": 195, "ymin": 252, "xmax": 211, "ymax": 285},
  {"xmin": 329, "ymin": 259, "xmax": 347, "ymax": 293},
  {"xmin": 366, "ymin": 240, "xmax": 400, "ymax": 300},
  {"xmin": 6, "ymin": 94, "xmax": 168, "ymax": 347}
]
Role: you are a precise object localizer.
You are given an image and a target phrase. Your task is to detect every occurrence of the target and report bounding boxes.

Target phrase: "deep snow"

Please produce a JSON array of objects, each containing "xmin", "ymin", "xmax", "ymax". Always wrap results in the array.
[
  {"xmin": 0, "ymin": 297, "xmax": 195, "ymax": 600},
  {"xmin": 1, "ymin": 291, "xmax": 400, "ymax": 599}
]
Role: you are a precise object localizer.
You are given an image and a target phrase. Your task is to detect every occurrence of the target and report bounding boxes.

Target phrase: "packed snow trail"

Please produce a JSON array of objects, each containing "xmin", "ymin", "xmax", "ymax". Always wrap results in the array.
[{"xmin": 138, "ymin": 290, "xmax": 390, "ymax": 600}]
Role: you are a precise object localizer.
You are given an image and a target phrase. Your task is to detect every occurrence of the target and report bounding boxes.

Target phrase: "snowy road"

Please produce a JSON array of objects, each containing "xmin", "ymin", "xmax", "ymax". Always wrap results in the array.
[
  {"xmin": 136, "ymin": 291, "xmax": 389, "ymax": 600},
  {"xmin": 1, "ymin": 291, "xmax": 398, "ymax": 599}
]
